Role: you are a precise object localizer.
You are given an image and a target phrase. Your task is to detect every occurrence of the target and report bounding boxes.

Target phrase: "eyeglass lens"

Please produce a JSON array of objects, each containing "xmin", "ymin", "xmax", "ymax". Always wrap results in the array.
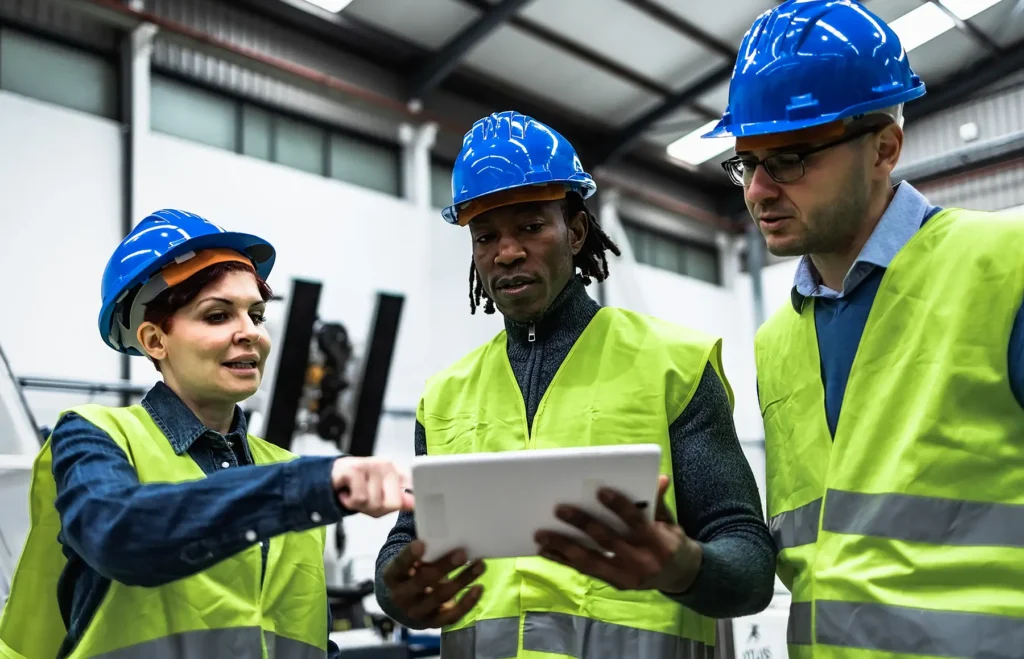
[{"xmin": 726, "ymin": 153, "xmax": 805, "ymax": 186}]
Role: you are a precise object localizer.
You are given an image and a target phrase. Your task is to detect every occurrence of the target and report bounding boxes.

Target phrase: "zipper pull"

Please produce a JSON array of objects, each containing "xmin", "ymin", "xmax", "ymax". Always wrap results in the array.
[{"xmin": 528, "ymin": 323, "xmax": 536, "ymax": 343}]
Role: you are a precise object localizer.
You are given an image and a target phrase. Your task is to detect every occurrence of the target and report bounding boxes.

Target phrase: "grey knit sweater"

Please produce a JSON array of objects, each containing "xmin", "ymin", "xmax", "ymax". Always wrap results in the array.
[{"xmin": 374, "ymin": 276, "xmax": 777, "ymax": 627}]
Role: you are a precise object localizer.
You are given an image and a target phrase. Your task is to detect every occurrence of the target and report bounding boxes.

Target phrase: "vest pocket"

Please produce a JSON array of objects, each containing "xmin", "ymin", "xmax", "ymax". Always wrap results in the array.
[{"xmin": 424, "ymin": 415, "xmax": 512, "ymax": 454}]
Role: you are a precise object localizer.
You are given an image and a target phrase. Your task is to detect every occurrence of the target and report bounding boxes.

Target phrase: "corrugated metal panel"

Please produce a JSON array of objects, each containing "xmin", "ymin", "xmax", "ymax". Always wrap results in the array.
[
  {"xmin": 917, "ymin": 158, "xmax": 1024, "ymax": 212},
  {"xmin": 902, "ymin": 80, "xmax": 1024, "ymax": 167},
  {"xmin": 0, "ymin": 0, "xmax": 120, "ymax": 51},
  {"xmin": 145, "ymin": 0, "xmax": 406, "ymax": 143}
]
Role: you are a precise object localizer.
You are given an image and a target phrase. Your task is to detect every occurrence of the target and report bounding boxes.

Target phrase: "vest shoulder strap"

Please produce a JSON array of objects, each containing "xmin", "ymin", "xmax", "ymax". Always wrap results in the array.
[
  {"xmin": 60, "ymin": 403, "xmax": 153, "ymax": 461},
  {"xmin": 247, "ymin": 435, "xmax": 298, "ymax": 464}
]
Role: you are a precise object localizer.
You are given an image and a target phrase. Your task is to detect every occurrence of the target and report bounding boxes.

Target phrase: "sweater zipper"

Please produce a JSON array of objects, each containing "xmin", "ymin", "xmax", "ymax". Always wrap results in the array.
[{"xmin": 525, "ymin": 322, "xmax": 537, "ymax": 448}]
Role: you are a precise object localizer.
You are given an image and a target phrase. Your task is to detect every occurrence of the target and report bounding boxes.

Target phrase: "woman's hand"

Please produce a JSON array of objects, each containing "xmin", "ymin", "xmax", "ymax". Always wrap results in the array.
[{"xmin": 331, "ymin": 457, "xmax": 415, "ymax": 517}]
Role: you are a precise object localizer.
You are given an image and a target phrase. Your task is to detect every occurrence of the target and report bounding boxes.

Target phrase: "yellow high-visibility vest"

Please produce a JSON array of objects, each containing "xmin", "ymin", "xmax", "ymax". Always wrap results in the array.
[
  {"xmin": 419, "ymin": 306, "xmax": 731, "ymax": 659},
  {"xmin": 755, "ymin": 208, "xmax": 1024, "ymax": 659},
  {"xmin": 0, "ymin": 404, "xmax": 328, "ymax": 659}
]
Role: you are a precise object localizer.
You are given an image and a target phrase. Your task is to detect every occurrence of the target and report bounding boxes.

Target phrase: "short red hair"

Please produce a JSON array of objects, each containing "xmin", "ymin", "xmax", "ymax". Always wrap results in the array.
[{"xmin": 143, "ymin": 261, "xmax": 273, "ymax": 334}]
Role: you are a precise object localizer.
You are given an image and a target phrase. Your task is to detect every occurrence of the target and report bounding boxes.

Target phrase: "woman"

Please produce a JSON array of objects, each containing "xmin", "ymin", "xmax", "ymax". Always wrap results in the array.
[{"xmin": 0, "ymin": 209, "xmax": 413, "ymax": 659}]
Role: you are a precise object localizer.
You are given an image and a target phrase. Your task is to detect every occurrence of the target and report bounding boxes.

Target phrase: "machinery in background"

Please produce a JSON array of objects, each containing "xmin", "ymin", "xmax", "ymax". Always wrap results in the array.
[
  {"xmin": 307, "ymin": 321, "xmax": 354, "ymax": 446},
  {"xmin": 262, "ymin": 278, "xmax": 405, "ymax": 458}
]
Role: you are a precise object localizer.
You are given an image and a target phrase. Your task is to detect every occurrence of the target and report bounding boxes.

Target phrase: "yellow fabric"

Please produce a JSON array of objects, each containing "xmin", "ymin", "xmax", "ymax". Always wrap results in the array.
[
  {"xmin": 418, "ymin": 306, "xmax": 731, "ymax": 654},
  {"xmin": 0, "ymin": 404, "xmax": 326, "ymax": 658},
  {"xmin": 755, "ymin": 208, "xmax": 1024, "ymax": 657}
]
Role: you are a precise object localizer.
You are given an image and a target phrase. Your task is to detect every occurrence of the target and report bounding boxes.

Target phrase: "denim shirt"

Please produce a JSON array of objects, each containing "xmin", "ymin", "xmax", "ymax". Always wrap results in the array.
[{"xmin": 49, "ymin": 381, "xmax": 345, "ymax": 658}]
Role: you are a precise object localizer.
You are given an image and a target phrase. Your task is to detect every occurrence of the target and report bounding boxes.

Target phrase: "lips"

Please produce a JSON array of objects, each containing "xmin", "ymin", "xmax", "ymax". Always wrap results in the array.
[
  {"xmin": 495, "ymin": 275, "xmax": 536, "ymax": 290},
  {"xmin": 223, "ymin": 356, "xmax": 259, "ymax": 368}
]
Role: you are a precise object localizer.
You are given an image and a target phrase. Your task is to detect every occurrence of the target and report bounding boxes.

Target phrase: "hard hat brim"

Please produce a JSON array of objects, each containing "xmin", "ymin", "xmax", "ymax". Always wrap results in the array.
[{"xmin": 98, "ymin": 230, "xmax": 276, "ymax": 355}]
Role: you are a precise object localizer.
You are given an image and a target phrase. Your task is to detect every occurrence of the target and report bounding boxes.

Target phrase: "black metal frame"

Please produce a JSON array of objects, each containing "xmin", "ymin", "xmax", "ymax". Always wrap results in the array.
[
  {"xmin": 263, "ymin": 279, "xmax": 322, "ymax": 450},
  {"xmin": 408, "ymin": 0, "xmax": 533, "ymax": 100},
  {"xmin": 346, "ymin": 293, "xmax": 405, "ymax": 458}
]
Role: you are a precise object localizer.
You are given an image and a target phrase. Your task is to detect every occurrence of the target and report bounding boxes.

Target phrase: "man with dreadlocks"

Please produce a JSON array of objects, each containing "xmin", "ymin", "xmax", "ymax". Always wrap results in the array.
[{"xmin": 374, "ymin": 111, "xmax": 776, "ymax": 658}]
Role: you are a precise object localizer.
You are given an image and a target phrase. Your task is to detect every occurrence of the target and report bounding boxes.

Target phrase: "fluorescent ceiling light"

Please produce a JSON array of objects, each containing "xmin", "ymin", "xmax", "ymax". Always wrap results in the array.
[
  {"xmin": 889, "ymin": 2, "xmax": 956, "ymax": 52},
  {"xmin": 939, "ymin": 0, "xmax": 1003, "ymax": 20},
  {"xmin": 304, "ymin": 0, "xmax": 353, "ymax": 12},
  {"xmin": 665, "ymin": 120, "xmax": 734, "ymax": 166}
]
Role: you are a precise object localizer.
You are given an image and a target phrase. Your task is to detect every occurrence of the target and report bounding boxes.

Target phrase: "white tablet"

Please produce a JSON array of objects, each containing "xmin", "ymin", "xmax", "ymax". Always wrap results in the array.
[{"xmin": 410, "ymin": 444, "xmax": 663, "ymax": 562}]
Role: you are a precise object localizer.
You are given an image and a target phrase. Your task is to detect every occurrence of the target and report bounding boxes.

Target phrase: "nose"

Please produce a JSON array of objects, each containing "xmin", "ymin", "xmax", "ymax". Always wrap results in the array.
[
  {"xmin": 744, "ymin": 164, "xmax": 781, "ymax": 207},
  {"xmin": 494, "ymin": 235, "xmax": 526, "ymax": 266},
  {"xmin": 235, "ymin": 315, "xmax": 260, "ymax": 344}
]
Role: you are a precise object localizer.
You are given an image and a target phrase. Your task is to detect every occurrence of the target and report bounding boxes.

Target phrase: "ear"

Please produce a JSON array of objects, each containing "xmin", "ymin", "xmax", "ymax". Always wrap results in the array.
[
  {"xmin": 567, "ymin": 210, "xmax": 588, "ymax": 256},
  {"xmin": 136, "ymin": 322, "xmax": 168, "ymax": 363},
  {"xmin": 873, "ymin": 123, "xmax": 903, "ymax": 180}
]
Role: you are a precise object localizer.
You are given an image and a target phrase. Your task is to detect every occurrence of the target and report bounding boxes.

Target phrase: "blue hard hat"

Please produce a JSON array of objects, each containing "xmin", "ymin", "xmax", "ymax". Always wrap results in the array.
[
  {"xmin": 442, "ymin": 111, "xmax": 596, "ymax": 226},
  {"xmin": 98, "ymin": 208, "xmax": 275, "ymax": 355},
  {"xmin": 703, "ymin": 0, "xmax": 926, "ymax": 140}
]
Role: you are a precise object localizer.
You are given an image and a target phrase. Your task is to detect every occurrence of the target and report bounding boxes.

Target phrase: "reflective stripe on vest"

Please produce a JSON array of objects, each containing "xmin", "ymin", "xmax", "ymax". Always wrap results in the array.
[
  {"xmin": 420, "ymin": 307, "xmax": 727, "ymax": 656},
  {"xmin": 81, "ymin": 629, "xmax": 323, "ymax": 659},
  {"xmin": 772, "ymin": 490, "xmax": 1024, "ymax": 551},
  {"xmin": 788, "ymin": 601, "xmax": 1024, "ymax": 657},
  {"xmin": 440, "ymin": 613, "xmax": 715, "ymax": 659},
  {"xmin": 756, "ymin": 208, "xmax": 1024, "ymax": 658}
]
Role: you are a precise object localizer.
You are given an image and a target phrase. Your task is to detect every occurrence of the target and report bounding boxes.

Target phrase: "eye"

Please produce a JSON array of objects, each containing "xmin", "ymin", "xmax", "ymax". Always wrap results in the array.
[
  {"xmin": 523, "ymin": 222, "xmax": 543, "ymax": 233},
  {"xmin": 205, "ymin": 312, "xmax": 228, "ymax": 324},
  {"xmin": 474, "ymin": 233, "xmax": 495, "ymax": 244},
  {"xmin": 250, "ymin": 312, "xmax": 267, "ymax": 325}
]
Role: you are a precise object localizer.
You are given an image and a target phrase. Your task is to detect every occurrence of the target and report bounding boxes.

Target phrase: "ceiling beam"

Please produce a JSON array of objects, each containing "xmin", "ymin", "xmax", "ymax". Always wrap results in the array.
[
  {"xmin": 618, "ymin": 0, "xmax": 738, "ymax": 60},
  {"xmin": 407, "ymin": 0, "xmax": 533, "ymax": 101},
  {"xmin": 594, "ymin": 0, "xmax": 746, "ymax": 165},
  {"xmin": 924, "ymin": 0, "xmax": 1003, "ymax": 55},
  {"xmin": 453, "ymin": 0, "xmax": 719, "ymax": 121},
  {"xmin": 239, "ymin": 0, "xmax": 730, "ymax": 200},
  {"xmin": 905, "ymin": 36, "xmax": 1024, "ymax": 122},
  {"xmin": 457, "ymin": 0, "xmax": 669, "ymax": 97},
  {"xmin": 598, "ymin": 61, "xmax": 733, "ymax": 164}
]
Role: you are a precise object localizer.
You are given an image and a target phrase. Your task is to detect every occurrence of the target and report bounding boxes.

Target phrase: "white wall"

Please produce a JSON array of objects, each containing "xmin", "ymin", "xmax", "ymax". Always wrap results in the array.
[{"xmin": 0, "ymin": 91, "xmax": 125, "ymax": 429}]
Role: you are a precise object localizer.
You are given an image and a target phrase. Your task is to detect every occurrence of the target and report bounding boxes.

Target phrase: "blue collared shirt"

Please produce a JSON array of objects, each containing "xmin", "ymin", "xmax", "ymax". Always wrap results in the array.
[
  {"xmin": 792, "ymin": 182, "xmax": 932, "ymax": 307},
  {"xmin": 49, "ymin": 381, "xmax": 345, "ymax": 658},
  {"xmin": 788, "ymin": 182, "xmax": 1024, "ymax": 436}
]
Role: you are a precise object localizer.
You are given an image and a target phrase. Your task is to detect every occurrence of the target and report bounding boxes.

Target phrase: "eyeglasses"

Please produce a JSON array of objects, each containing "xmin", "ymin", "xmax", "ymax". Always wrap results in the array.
[{"xmin": 720, "ymin": 126, "xmax": 881, "ymax": 187}]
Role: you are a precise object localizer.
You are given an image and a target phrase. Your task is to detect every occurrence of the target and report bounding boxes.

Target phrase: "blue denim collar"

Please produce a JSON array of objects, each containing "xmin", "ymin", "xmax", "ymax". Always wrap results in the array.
[{"xmin": 141, "ymin": 380, "xmax": 250, "ymax": 456}]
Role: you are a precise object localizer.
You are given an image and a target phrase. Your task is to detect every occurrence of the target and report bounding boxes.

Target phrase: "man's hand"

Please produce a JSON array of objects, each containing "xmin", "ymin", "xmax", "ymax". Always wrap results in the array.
[
  {"xmin": 382, "ymin": 540, "xmax": 486, "ymax": 629},
  {"xmin": 331, "ymin": 457, "xmax": 415, "ymax": 518},
  {"xmin": 534, "ymin": 475, "xmax": 702, "ymax": 593}
]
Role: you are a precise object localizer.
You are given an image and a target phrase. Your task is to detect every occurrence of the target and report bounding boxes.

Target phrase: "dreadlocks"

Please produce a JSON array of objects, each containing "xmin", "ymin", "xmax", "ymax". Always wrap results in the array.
[{"xmin": 469, "ymin": 192, "xmax": 621, "ymax": 315}]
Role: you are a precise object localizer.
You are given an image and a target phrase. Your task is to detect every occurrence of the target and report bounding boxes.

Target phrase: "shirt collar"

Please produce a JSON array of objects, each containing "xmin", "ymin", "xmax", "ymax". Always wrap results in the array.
[
  {"xmin": 141, "ymin": 380, "xmax": 250, "ymax": 456},
  {"xmin": 790, "ymin": 182, "xmax": 936, "ymax": 312}
]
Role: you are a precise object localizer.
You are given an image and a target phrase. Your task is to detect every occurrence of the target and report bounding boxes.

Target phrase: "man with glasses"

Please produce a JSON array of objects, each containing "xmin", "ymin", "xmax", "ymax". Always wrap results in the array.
[{"xmin": 703, "ymin": 1, "xmax": 1024, "ymax": 657}]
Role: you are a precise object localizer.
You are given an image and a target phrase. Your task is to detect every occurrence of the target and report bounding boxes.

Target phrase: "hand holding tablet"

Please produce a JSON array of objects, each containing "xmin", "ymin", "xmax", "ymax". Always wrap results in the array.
[
  {"xmin": 534, "ymin": 473, "xmax": 703, "ymax": 594},
  {"xmin": 409, "ymin": 444, "xmax": 665, "ymax": 563}
]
